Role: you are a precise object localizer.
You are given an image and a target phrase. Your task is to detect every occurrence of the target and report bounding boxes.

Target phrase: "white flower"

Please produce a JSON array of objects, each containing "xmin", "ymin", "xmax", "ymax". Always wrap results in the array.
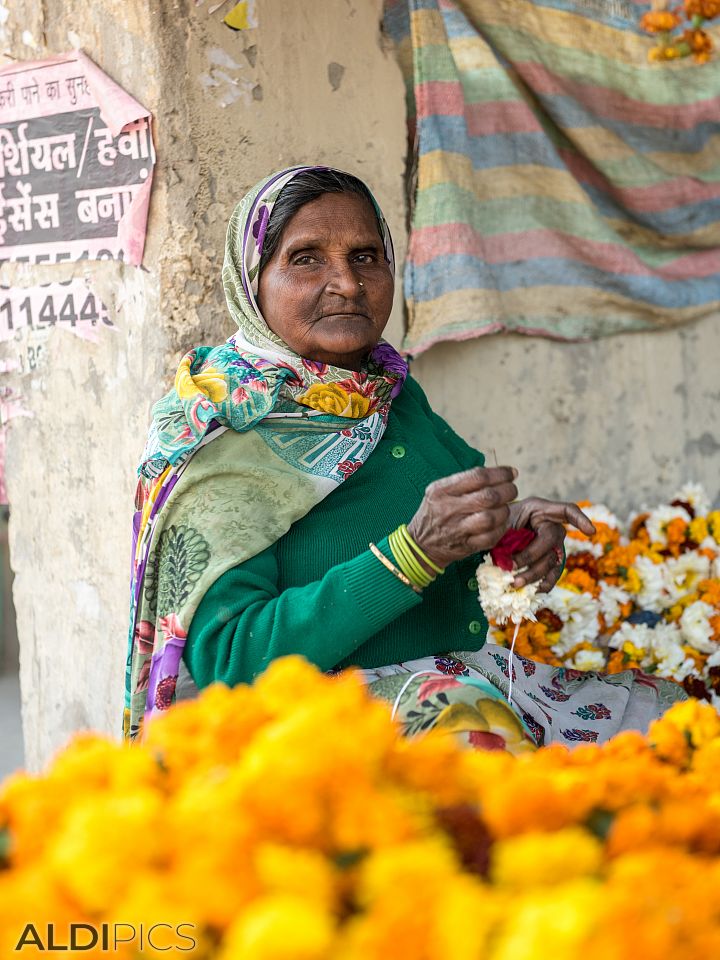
[
  {"xmin": 680, "ymin": 600, "xmax": 717, "ymax": 654},
  {"xmin": 706, "ymin": 649, "xmax": 720, "ymax": 670},
  {"xmin": 598, "ymin": 582, "xmax": 631, "ymax": 627},
  {"xmin": 564, "ymin": 536, "xmax": 603, "ymax": 559},
  {"xmin": 582, "ymin": 503, "xmax": 621, "ymax": 530},
  {"xmin": 544, "ymin": 587, "xmax": 601, "ymax": 655},
  {"xmin": 608, "ymin": 621, "xmax": 693, "ymax": 681},
  {"xmin": 569, "ymin": 649, "xmax": 607, "ymax": 672},
  {"xmin": 632, "ymin": 556, "xmax": 669, "ymax": 613},
  {"xmin": 609, "ymin": 622, "xmax": 654, "ymax": 654},
  {"xmin": 674, "ymin": 482, "xmax": 710, "ymax": 518},
  {"xmin": 645, "ymin": 504, "xmax": 691, "ymax": 546},
  {"xmin": 664, "ymin": 552, "xmax": 710, "ymax": 604},
  {"xmin": 650, "ymin": 622, "xmax": 694, "ymax": 681},
  {"xmin": 476, "ymin": 556, "xmax": 542, "ymax": 626}
]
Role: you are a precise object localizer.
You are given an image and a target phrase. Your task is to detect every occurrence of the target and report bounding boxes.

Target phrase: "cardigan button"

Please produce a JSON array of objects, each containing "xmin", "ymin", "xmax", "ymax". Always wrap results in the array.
[
  {"xmin": 468, "ymin": 620, "xmax": 483, "ymax": 635},
  {"xmin": 467, "ymin": 576, "xmax": 478, "ymax": 591},
  {"xmin": 391, "ymin": 445, "xmax": 406, "ymax": 459}
]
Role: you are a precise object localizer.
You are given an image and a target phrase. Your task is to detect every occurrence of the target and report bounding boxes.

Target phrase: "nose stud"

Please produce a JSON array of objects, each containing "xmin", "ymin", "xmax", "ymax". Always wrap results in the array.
[{"xmin": 358, "ymin": 281, "xmax": 364, "ymax": 287}]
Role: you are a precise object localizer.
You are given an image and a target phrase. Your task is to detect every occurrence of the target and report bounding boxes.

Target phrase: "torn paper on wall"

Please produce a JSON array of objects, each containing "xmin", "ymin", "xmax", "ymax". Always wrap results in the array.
[
  {"xmin": 224, "ymin": 1, "xmax": 258, "ymax": 30},
  {"xmin": 0, "ymin": 50, "xmax": 155, "ymax": 266},
  {"xmin": 0, "ymin": 279, "xmax": 114, "ymax": 370}
]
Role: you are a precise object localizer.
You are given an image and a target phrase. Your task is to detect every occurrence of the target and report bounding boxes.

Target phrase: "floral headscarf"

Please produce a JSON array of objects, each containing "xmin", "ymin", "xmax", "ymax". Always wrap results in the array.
[{"xmin": 124, "ymin": 166, "xmax": 408, "ymax": 740}]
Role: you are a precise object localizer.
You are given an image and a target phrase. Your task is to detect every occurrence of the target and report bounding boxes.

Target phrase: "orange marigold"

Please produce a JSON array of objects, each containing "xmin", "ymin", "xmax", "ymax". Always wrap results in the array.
[
  {"xmin": 560, "ymin": 568, "xmax": 600, "ymax": 598},
  {"xmin": 698, "ymin": 579, "xmax": 720, "ymax": 607},
  {"xmin": 683, "ymin": 27, "xmax": 714, "ymax": 62},
  {"xmin": 641, "ymin": 9, "xmax": 682, "ymax": 31},
  {"xmin": 685, "ymin": 0, "xmax": 720, "ymax": 18}
]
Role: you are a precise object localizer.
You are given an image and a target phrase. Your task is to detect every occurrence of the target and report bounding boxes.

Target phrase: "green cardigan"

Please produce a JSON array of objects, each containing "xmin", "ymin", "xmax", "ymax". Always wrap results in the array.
[{"xmin": 184, "ymin": 375, "xmax": 489, "ymax": 688}]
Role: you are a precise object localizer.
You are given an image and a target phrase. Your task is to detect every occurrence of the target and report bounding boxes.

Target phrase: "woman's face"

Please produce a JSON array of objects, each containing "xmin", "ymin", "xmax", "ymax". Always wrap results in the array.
[{"xmin": 257, "ymin": 192, "xmax": 394, "ymax": 370}]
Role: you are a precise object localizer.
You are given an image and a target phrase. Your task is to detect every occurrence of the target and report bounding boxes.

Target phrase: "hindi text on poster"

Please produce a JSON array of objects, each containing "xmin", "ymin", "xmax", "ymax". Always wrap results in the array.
[{"xmin": 0, "ymin": 52, "xmax": 154, "ymax": 266}]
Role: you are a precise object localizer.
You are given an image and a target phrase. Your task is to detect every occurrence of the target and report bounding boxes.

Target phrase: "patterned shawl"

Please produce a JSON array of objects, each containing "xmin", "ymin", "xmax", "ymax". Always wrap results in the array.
[{"xmin": 123, "ymin": 165, "xmax": 408, "ymax": 740}]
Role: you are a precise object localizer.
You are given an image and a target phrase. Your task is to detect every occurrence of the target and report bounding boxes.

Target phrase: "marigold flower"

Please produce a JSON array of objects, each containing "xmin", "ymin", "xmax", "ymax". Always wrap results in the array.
[
  {"xmin": 641, "ymin": 10, "xmax": 682, "ymax": 32},
  {"xmin": 684, "ymin": 27, "xmax": 714, "ymax": 62},
  {"xmin": 685, "ymin": 0, "xmax": 720, "ymax": 18},
  {"xmin": 492, "ymin": 827, "xmax": 603, "ymax": 888},
  {"xmin": 219, "ymin": 894, "xmax": 334, "ymax": 960}
]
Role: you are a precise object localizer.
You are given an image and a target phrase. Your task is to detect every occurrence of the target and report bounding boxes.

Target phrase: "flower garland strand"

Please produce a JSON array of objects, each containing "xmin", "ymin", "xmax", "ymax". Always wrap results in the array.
[{"xmin": 489, "ymin": 483, "xmax": 720, "ymax": 706}]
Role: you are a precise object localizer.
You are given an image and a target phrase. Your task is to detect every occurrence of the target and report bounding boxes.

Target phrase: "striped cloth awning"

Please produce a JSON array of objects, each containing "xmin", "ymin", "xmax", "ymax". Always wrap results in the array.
[{"xmin": 384, "ymin": 0, "xmax": 720, "ymax": 355}]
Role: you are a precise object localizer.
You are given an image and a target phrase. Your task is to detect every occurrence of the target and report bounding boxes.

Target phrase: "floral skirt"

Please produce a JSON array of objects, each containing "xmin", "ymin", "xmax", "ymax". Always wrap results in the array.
[{"xmin": 359, "ymin": 643, "xmax": 688, "ymax": 755}]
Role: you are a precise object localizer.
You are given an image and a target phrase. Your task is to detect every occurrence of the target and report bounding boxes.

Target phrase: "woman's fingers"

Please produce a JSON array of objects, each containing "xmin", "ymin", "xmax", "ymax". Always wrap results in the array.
[
  {"xmin": 457, "ymin": 481, "xmax": 518, "ymax": 513},
  {"xmin": 429, "ymin": 465, "xmax": 517, "ymax": 497},
  {"xmin": 564, "ymin": 503, "xmax": 596, "ymax": 537},
  {"xmin": 409, "ymin": 466, "xmax": 521, "ymax": 568},
  {"xmin": 513, "ymin": 548, "xmax": 559, "ymax": 589},
  {"xmin": 534, "ymin": 500, "xmax": 596, "ymax": 536},
  {"xmin": 459, "ymin": 505, "xmax": 511, "ymax": 539},
  {"xmin": 512, "ymin": 521, "xmax": 563, "ymax": 571}
]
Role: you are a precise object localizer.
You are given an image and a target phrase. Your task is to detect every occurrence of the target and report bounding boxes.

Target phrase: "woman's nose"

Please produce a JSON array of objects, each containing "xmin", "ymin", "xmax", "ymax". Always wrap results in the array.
[{"xmin": 324, "ymin": 259, "xmax": 361, "ymax": 297}]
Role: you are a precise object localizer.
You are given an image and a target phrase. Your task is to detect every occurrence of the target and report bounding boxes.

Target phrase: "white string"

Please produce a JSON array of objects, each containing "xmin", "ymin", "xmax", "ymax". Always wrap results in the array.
[
  {"xmin": 390, "ymin": 670, "xmax": 436, "ymax": 722},
  {"xmin": 506, "ymin": 621, "xmax": 521, "ymax": 707}
]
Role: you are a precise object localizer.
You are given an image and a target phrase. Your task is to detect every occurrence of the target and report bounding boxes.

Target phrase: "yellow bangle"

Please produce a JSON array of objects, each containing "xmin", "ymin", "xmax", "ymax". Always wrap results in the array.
[
  {"xmin": 369, "ymin": 542, "xmax": 422, "ymax": 595},
  {"xmin": 399, "ymin": 524, "xmax": 445, "ymax": 575},
  {"xmin": 389, "ymin": 528, "xmax": 434, "ymax": 589}
]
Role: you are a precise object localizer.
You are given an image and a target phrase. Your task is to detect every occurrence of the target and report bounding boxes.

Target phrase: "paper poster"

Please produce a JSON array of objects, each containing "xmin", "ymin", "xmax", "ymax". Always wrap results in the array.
[
  {"xmin": 0, "ymin": 278, "xmax": 113, "ymax": 358},
  {"xmin": 224, "ymin": 1, "xmax": 258, "ymax": 29},
  {"xmin": 0, "ymin": 51, "xmax": 155, "ymax": 266}
]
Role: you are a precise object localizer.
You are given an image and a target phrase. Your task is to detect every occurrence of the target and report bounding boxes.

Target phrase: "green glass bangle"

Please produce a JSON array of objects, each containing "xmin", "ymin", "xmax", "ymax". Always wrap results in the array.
[
  {"xmin": 399, "ymin": 524, "xmax": 445, "ymax": 575},
  {"xmin": 389, "ymin": 528, "xmax": 434, "ymax": 589}
]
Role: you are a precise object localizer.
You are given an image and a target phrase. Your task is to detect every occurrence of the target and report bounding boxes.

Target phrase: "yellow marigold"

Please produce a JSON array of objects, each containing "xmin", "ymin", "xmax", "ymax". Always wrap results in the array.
[
  {"xmin": 47, "ymin": 789, "xmax": 166, "ymax": 915},
  {"xmin": 491, "ymin": 879, "xmax": 602, "ymax": 960},
  {"xmin": 297, "ymin": 382, "xmax": 369, "ymax": 418},
  {"xmin": 0, "ymin": 866, "xmax": 82, "ymax": 959},
  {"xmin": 254, "ymin": 845, "xmax": 337, "ymax": 912},
  {"xmin": 492, "ymin": 827, "xmax": 603, "ymax": 889},
  {"xmin": 175, "ymin": 357, "xmax": 228, "ymax": 403},
  {"xmin": 708, "ymin": 510, "xmax": 720, "ymax": 542},
  {"xmin": 144, "ymin": 681, "xmax": 268, "ymax": 787},
  {"xmin": 649, "ymin": 699, "xmax": 720, "ymax": 768},
  {"xmin": 624, "ymin": 567, "xmax": 642, "ymax": 594},
  {"xmin": 219, "ymin": 894, "xmax": 334, "ymax": 960},
  {"xmin": 111, "ymin": 871, "xmax": 206, "ymax": 958},
  {"xmin": 690, "ymin": 516, "xmax": 709, "ymax": 543}
]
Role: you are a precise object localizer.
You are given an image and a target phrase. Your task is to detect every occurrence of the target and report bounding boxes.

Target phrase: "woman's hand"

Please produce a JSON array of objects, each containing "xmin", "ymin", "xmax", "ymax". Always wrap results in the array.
[
  {"xmin": 407, "ymin": 466, "xmax": 519, "ymax": 571},
  {"xmin": 508, "ymin": 498, "xmax": 596, "ymax": 593}
]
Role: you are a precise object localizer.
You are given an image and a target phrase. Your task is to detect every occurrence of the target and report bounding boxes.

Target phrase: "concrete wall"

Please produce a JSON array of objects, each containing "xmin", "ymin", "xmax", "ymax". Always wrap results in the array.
[
  {"xmin": 2, "ymin": 0, "xmax": 717, "ymax": 769},
  {"xmin": 1, "ymin": 0, "xmax": 407, "ymax": 769},
  {"xmin": 412, "ymin": 316, "xmax": 720, "ymax": 516}
]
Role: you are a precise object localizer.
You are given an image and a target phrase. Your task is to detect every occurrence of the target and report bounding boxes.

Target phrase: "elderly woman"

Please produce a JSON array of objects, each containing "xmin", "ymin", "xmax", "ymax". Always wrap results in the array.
[{"xmin": 124, "ymin": 165, "xmax": 686, "ymax": 748}]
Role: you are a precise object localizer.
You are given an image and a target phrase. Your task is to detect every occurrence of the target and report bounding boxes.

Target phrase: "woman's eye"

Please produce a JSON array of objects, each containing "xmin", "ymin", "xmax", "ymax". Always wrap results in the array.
[
  {"xmin": 354, "ymin": 254, "xmax": 376, "ymax": 264},
  {"xmin": 293, "ymin": 255, "xmax": 317, "ymax": 265}
]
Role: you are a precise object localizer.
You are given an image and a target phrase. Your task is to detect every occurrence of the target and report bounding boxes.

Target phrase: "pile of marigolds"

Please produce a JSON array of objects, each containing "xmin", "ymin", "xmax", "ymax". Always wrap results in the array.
[
  {"xmin": 2, "ymin": 655, "xmax": 720, "ymax": 959},
  {"xmin": 641, "ymin": 0, "xmax": 720, "ymax": 63},
  {"xmin": 491, "ymin": 483, "xmax": 720, "ymax": 704}
]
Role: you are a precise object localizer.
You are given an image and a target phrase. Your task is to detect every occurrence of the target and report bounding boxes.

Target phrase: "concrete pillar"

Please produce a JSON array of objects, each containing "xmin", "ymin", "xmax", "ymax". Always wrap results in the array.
[{"xmin": 1, "ymin": 0, "xmax": 407, "ymax": 769}]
